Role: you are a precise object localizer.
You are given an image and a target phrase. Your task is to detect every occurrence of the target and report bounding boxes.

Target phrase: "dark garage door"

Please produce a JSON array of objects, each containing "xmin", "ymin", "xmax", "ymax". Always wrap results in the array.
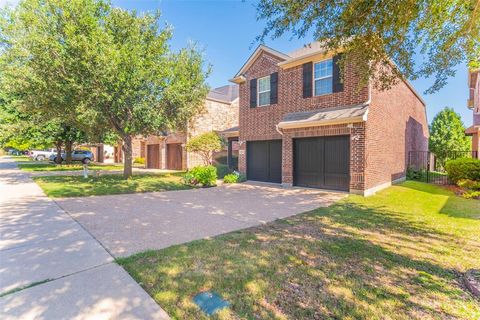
[
  {"xmin": 247, "ymin": 140, "xmax": 282, "ymax": 183},
  {"xmin": 294, "ymin": 136, "xmax": 350, "ymax": 191}
]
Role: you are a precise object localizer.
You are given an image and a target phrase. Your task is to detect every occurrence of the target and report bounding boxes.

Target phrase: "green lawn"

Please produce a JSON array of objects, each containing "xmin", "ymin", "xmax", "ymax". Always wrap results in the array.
[
  {"xmin": 118, "ymin": 181, "xmax": 480, "ymax": 320},
  {"xmin": 33, "ymin": 173, "xmax": 190, "ymax": 197},
  {"xmin": 18, "ymin": 163, "xmax": 124, "ymax": 172}
]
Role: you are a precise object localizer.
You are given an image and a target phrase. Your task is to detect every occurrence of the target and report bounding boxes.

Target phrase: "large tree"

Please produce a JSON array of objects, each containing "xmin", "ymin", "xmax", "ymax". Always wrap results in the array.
[
  {"xmin": 255, "ymin": 0, "xmax": 479, "ymax": 93},
  {"xmin": 0, "ymin": 0, "xmax": 107, "ymax": 162},
  {"xmin": 1, "ymin": 0, "xmax": 209, "ymax": 177},
  {"xmin": 74, "ymin": 6, "xmax": 210, "ymax": 178},
  {"xmin": 429, "ymin": 107, "xmax": 470, "ymax": 169}
]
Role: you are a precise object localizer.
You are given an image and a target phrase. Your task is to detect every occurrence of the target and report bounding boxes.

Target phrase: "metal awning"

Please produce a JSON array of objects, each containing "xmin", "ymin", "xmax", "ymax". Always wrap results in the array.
[
  {"xmin": 277, "ymin": 104, "xmax": 369, "ymax": 130},
  {"xmin": 218, "ymin": 126, "xmax": 239, "ymax": 138}
]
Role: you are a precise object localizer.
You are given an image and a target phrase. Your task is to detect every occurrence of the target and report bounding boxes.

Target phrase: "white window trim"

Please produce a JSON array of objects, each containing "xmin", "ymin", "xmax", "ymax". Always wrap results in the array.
[
  {"xmin": 257, "ymin": 75, "xmax": 271, "ymax": 106},
  {"xmin": 313, "ymin": 58, "xmax": 333, "ymax": 97}
]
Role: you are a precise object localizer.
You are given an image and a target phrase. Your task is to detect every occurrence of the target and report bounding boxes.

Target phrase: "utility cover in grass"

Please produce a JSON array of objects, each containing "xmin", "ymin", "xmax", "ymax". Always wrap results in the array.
[{"xmin": 193, "ymin": 291, "xmax": 230, "ymax": 315}]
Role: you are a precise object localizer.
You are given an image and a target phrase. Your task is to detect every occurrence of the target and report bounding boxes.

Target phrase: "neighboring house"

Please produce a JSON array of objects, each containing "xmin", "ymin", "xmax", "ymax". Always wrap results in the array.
[
  {"xmin": 228, "ymin": 43, "xmax": 428, "ymax": 196},
  {"xmin": 130, "ymin": 85, "xmax": 239, "ymax": 169},
  {"xmin": 465, "ymin": 69, "xmax": 480, "ymax": 157}
]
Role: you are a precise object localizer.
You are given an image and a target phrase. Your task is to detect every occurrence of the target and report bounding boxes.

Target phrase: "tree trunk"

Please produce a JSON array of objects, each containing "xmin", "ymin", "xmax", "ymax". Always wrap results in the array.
[
  {"xmin": 55, "ymin": 141, "xmax": 63, "ymax": 164},
  {"xmin": 65, "ymin": 140, "xmax": 73, "ymax": 164},
  {"xmin": 122, "ymin": 135, "xmax": 133, "ymax": 179}
]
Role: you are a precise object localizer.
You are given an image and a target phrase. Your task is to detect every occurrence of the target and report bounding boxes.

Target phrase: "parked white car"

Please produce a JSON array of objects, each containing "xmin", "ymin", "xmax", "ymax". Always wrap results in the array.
[{"xmin": 29, "ymin": 149, "xmax": 56, "ymax": 161}]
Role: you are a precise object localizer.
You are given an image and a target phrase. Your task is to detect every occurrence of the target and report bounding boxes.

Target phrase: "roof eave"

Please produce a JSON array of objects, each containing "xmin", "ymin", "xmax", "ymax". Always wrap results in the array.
[
  {"xmin": 278, "ymin": 48, "xmax": 344, "ymax": 69},
  {"xmin": 229, "ymin": 75, "xmax": 246, "ymax": 84},
  {"xmin": 231, "ymin": 45, "xmax": 290, "ymax": 80}
]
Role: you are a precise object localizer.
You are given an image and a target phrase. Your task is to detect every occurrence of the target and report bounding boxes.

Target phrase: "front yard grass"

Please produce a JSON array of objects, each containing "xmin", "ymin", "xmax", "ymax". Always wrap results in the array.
[
  {"xmin": 118, "ymin": 181, "xmax": 480, "ymax": 320},
  {"xmin": 33, "ymin": 173, "xmax": 190, "ymax": 197},
  {"xmin": 17, "ymin": 163, "xmax": 124, "ymax": 172}
]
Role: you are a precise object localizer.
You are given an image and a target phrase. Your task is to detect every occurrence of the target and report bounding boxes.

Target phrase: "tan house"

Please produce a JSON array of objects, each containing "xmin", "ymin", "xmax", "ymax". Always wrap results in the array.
[
  {"xmin": 129, "ymin": 85, "xmax": 239, "ymax": 169},
  {"xmin": 465, "ymin": 69, "xmax": 480, "ymax": 157}
]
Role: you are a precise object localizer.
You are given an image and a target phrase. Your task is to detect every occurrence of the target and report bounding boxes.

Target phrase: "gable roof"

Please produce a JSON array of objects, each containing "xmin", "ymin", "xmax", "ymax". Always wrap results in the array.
[
  {"xmin": 206, "ymin": 85, "xmax": 239, "ymax": 103},
  {"xmin": 230, "ymin": 45, "xmax": 290, "ymax": 83}
]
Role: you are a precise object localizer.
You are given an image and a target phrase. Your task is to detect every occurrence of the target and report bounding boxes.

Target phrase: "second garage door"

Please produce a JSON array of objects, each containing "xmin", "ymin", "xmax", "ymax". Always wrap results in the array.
[
  {"xmin": 294, "ymin": 136, "xmax": 350, "ymax": 191},
  {"xmin": 247, "ymin": 140, "xmax": 282, "ymax": 183}
]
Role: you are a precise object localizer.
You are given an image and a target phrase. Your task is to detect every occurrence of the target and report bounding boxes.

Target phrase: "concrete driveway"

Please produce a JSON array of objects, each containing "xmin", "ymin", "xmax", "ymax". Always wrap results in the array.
[
  {"xmin": 56, "ymin": 183, "xmax": 345, "ymax": 257},
  {"xmin": 0, "ymin": 157, "xmax": 169, "ymax": 319}
]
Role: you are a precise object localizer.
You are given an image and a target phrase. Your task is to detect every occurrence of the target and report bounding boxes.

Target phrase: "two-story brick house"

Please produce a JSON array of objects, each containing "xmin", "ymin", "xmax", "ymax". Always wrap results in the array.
[
  {"xmin": 229, "ymin": 43, "xmax": 428, "ymax": 195},
  {"xmin": 465, "ymin": 69, "xmax": 479, "ymax": 156}
]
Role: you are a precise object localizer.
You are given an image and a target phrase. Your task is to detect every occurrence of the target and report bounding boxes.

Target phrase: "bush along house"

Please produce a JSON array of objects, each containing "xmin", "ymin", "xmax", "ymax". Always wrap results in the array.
[{"xmin": 227, "ymin": 42, "xmax": 428, "ymax": 196}]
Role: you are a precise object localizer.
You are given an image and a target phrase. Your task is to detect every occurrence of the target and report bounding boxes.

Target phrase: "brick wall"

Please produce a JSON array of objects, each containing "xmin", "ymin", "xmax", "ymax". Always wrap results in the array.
[
  {"xmin": 366, "ymin": 81, "xmax": 428, "ymax": 189},
  {"xmin": 237, "ymin": 49, "xmax": 427, "ymax": 193},
  {"xmin": 238, "ymin": 51, "xmax": 369, "ymax": 142},
  {"xmin": 135, "ymin": 97, "xmax": 238, "ymax": 169},
  {"xmin": 238, "ymin": 50, "xmax": 369, "ymax": 188},
  {"xmin": 187, "ymin": 98, "xmax": 239, "ymax": 167}
]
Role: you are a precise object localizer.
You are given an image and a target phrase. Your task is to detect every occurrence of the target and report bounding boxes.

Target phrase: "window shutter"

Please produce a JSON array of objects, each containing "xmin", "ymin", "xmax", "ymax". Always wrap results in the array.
[
  {"xmin": 250, "ymin": 78, "xmax": 257, "ymax": 108},
  {"xmin": 333, "ymin": 54, "xmax": 344, "ymax": 93},
  {"xmin": 302, "ymin": 62, "xmax": 313, "ymax": 98},
  {"xmin": 270, "ymin": 72, "xmax": 278, "ymax": 104}
]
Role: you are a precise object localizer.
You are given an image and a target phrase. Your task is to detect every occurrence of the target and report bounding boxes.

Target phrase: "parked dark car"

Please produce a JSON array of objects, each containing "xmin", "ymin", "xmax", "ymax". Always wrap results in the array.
[{"xmin": 49, "ymin": 150, "xmax": 94, "ymax": 164}]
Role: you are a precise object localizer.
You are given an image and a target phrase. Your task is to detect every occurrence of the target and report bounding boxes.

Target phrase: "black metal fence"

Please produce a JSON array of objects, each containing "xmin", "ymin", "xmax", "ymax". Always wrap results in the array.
[{"xmin": 408, "ymin": 151, "xmax": 479, "ymax": 184}]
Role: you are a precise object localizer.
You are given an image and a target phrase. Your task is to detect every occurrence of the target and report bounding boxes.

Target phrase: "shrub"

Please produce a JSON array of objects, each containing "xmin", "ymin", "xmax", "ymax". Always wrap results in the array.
[
  {"xmin": 134, "ymin": 157, "xmax": 145, "ymax": 164},
  {"xmin": 457, "ymin": 179, "xmax": 480, "ymax": 190},
  {"xmin": 223, "ymin": 172, "xmax": 246, "ymax": 184},
  {"xmin": 406, "ymin": 167, "xmax": 427, "ymax": 181},
  {"xmin": 183, "ymin": 165, "xmax": 217, "ymax": 187},
  {"xmin": 186, "ymin": 132, "xmax": 225, "ymax": 165},
  {"xmin": 445, "ymin": 158, "xmax": 480, "ymax": 183},
  {"xmin": 215, "ymin": 164, "xmax": 230, "ymax": 178},
  {"xmin": 462, "ymin": 190, "xmax": 480, "ymax": 199}
]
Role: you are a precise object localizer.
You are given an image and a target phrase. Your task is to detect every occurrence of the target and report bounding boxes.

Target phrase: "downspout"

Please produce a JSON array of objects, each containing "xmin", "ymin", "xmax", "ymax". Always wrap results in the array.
[{"xmin": 275, "ymin": 124, "xmax": 283, "ymax": 136}]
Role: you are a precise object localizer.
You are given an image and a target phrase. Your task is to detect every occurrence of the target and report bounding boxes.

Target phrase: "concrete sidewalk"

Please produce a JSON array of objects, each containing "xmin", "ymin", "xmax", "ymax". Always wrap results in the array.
[{"xmin": 0, "ymin": 157, "xmax": 169, "ymax": 319}]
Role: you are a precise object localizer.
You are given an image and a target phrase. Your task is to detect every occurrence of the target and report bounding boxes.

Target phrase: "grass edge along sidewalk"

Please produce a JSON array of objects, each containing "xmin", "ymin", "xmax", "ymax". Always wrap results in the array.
[
  {"xmin": 118, "ymin": 181, "xmax": 480, "ymax": 320},
  {"xmin": 34, "ymin": 173, "xmax": 190, "ymax": 197}
]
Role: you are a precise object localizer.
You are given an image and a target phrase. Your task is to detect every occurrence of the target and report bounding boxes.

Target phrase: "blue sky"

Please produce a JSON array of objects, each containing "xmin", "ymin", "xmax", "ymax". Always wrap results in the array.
[
  {"xmin": 2, "ymin": 0, "xmax": 472, "ymax": 126},
  {"xmin": 113, "ymin": 0, "xmax": 472, "ymax": 126}
]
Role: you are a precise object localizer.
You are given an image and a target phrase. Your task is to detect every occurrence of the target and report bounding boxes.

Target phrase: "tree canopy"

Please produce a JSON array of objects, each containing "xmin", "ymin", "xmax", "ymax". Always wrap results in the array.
[
  {"xmin": 429, "ymin": 107, "xmax": 471, "ymax": 168},
  {"xmin": 255, "ymin": 0, "xmax": 479, "ymax": 93},
  {"xmin": 186, "ymin": 132, "xmax": 224, "ymax": 165},
  {"xmin": 1, "ymin": 0, "xmax": 210, "ymax": 177}
]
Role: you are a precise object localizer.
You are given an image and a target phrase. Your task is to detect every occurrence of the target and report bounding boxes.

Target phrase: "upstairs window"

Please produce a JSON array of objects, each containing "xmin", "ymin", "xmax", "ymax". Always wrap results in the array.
[
  {"xmin": 257, "ymin": 76, "xmax": 271, "ymax": 106},
  {"xmin": 314, "ymin": 59, "xmax": 333, "ymax": 96}
]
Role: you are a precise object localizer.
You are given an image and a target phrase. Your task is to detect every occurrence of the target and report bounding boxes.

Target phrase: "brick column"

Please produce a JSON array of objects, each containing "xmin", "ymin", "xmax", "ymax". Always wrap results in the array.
[
  {"xmin": 238, "ymin": 140, "xmax": 247, "ymax": 175},
  {"xmin": 282, "ymin": 134, "xmax": 293, "ymax": 187}
]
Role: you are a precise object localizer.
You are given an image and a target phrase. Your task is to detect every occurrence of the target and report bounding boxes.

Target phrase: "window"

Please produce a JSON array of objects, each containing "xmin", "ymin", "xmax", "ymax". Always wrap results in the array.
[
  {"xmin": 314, "ymin": 59, "xmax": 333, "ymax": 96},
  {"xmin": 257, "ymin": 76, "xmax": 271, "ymax": 106}
]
